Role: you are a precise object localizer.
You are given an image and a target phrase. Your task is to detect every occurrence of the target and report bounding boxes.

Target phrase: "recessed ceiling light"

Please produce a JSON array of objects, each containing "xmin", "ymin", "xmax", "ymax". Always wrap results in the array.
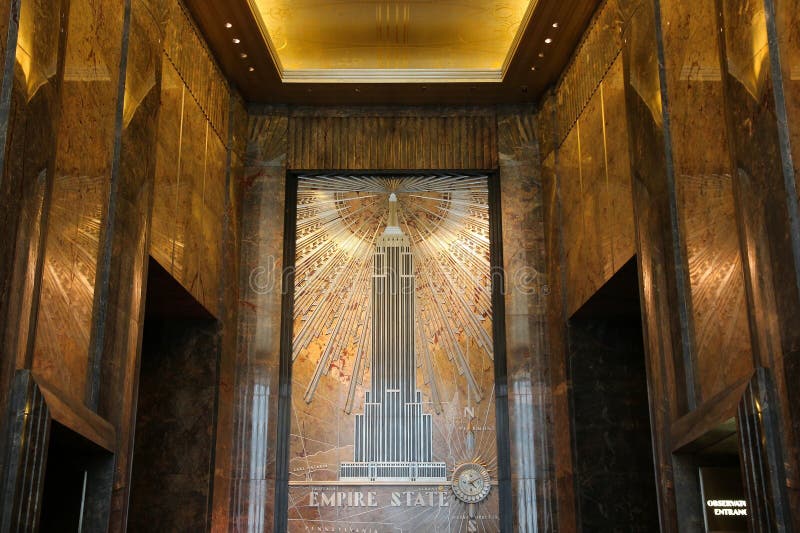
[
  {"xmin": 248, "ymin": 66, "xmax": 255, "ymax": 72},
  {"xmin": 240, "ymin": 52, "xmax": 248, "ymax": 59},
  {"xmin": 225, "ymin": 22, "xmax": 232, "ymax": 29},
  {"xmin": 552, "ymin": 22, "xmax": 559, "ymax": 28},
  {"xmin": 232, "ymin": 38, "xmax": 241, "ymax": 44},
  {"xmin": 531, "ymin": 66, "xmax": 536, "ymax": 71},
  {"xmin": 545, "ymin": 38, "xmax": 552, "ymax": 44},
  {"xmin": 538, "ymin": 52, "xmax": 544, "ymax": 58}
]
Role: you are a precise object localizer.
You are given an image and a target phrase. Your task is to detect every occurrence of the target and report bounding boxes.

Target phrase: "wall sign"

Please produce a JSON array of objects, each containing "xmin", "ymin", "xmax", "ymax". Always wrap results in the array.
[
  {"xmin": 699, "ymin": 467, "xmax": 748, "ymax": 532},
  {"xmin": 288, "ymin": 174, "xmax": 499, "ymax": 531}
]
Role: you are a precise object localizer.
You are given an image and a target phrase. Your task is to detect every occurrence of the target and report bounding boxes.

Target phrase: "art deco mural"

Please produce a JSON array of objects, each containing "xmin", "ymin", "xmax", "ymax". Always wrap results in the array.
[{"xmin": 289, "ymin": 174, "xmax": 499, "ymax": 531}]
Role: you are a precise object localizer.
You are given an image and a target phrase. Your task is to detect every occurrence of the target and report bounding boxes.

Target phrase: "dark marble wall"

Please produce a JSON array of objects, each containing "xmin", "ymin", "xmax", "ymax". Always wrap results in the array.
[
  {"xmin": 128, "ymin": 316, "xmax": 219, "ymax": 532},
  {"xmin": 568, "ymin": 317, "xmax": 659, "ymax": 532}
]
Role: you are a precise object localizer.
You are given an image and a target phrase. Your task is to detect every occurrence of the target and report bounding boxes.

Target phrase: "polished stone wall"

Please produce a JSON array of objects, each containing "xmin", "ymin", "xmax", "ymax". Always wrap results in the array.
[
  {"xmin": 229, "ymin": 107, "xmax": 555, "ymax": 531},
  {"xmin": 539, "ymin": 0, "xmax": 800, "ymax": 529},
  {"xmin": 568, "ymin": 316, "xmax": 659, "ymax": 532},
  {"xmin": 128, "ymin": 316, "xmax": 219, "ymax": 532},
  {"xmin": 0, "ymin": 0, "xmax": 798, "ymax": 529},
  {"xmin": 0, "ymin": 0, "xmax": 244, "ymax": 530},
  {"xmin": 0, "ymin": 0, "xmax": 69, "ymax": 503}
]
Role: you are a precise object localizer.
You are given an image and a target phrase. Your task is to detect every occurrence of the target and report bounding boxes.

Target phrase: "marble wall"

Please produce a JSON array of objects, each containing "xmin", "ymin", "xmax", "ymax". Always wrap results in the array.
[
  {"xmin": 0, "ymin": 0, "xmax": 798, "ymax": 529},
  {"xmin": 568, "ymin": 315, "xmax": 659, "ymax": 532},
  {"xmin": 230, "ymin": 107, "xmax": 556, "ymax": 531},
  {"xmin": 128, "ymin": 315, "xmax": 219, "ymax": 532},
  {"xmin": 496, "ymin": 108, "xmax": 555, "ymax": 532},
  {"xmin": 31, "ymin": 0, "xmax": 125, "ymax": 409},
  {"xmin": 0, "ymin": 0, "xmax": 69, "ymax": 495},
  {"xmin": 539, "ymin": 0, "xmax": 800, "ymax": 528},
  {"xmin": 0, "ymin": 0, "xmax": 244, "ymax": 530}
]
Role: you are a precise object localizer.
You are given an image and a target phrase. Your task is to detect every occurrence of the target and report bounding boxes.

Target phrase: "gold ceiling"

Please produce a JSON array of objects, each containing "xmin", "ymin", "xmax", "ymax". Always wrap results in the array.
[{"xmin": 248, "ymin": 0, "xmax": 536, "ymax": 82}]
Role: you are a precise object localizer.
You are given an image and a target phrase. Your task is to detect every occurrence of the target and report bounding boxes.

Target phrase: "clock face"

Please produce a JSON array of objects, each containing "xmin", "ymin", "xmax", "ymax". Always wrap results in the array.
[{"xmin": 451, "ymin": 463, "xmax": 491, "ymax": 504}]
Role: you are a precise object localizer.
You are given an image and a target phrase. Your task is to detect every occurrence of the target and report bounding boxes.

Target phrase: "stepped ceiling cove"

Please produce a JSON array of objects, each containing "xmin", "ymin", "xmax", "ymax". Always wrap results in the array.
[
  {"xmin": 249, "ymin": 0, "xmax": 534, "ymax": 81},
  {"xmin": 183, "ymin": 0, "xmax": 601, "ymax": 103}
]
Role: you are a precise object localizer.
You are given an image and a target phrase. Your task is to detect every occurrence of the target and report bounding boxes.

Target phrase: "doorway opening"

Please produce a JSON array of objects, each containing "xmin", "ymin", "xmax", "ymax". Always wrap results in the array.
[
  {"xmin": 127, "ymin": 258, "xmax": 220, "ymax": 532},
  {"xmin": 39, "ymin": 422, "xmax": 114, "ymax": 532},
  {"xmin": 567, "ymin": 257, "xmax": 659, "ymax": 531},
  {"xmin": 673, "ymin": 418, "xmax": 747, "ymax": 531}
]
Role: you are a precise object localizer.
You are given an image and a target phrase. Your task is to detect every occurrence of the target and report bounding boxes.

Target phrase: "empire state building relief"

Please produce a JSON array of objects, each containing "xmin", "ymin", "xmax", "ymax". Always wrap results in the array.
[{"xmin": 288, "ymin": 174, "xmax": 499, "ymax": 531}]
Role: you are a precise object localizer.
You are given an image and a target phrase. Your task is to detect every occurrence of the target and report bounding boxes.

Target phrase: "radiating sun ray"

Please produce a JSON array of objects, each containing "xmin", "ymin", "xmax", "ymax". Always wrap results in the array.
[{"xmin": 293, "ymin": 174, "xmax": 492, "ymax": 406}]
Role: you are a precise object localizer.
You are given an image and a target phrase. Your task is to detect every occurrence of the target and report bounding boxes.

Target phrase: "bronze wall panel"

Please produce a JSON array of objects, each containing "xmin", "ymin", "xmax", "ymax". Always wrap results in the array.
[
  {"xmin": 32, "ymin": 0, "xmax": 125, "ymax": 405},
  {"xmin": 581, "ymin": 87, "xmax": 615, "ymax": 309},
  {"xmin": 659, "ymin": 0, "xmax": 753, "ymax": 403},
  {"xmin": 285, "ymin": 110, "xmax": 498, "ymax": 170},
  {"xmin": 554, "ymin": 0, "xmax": 624, "ymax": 146},
  {"xmin": 162, "ymin": 0, "xmax": 228, "ymax": 140},
  {"xmin": 603, "ymin": 61, "xmax": 636, "ymax": 274},
  {"xmin": 149, "ymin": 0, "xmax": 232, "ymax": 318},
  {"xmin": 621, "ymin": 0, "xmax": 684, "ymax": 528},
  {"xmin": 557, "ymin": 126, "xmax": 583, "ymax": 313}
]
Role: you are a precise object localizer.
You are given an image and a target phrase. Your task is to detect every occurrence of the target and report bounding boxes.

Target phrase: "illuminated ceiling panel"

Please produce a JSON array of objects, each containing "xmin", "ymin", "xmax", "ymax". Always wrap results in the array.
[{"xmin": 248, "ymin": 0, "xmax": 536, "ymax": 82}]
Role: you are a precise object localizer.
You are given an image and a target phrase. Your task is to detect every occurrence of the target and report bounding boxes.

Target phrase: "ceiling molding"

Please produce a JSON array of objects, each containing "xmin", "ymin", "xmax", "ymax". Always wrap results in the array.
[{"xmin": 280, "ymin": 68, "xmax": 504, "ymax": 84}]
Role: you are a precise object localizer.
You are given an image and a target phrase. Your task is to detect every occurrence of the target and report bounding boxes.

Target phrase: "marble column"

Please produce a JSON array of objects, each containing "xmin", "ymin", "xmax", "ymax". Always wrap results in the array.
[
  {"xmin": 229, "ymin": 112, "xmax": 288, "ymax": 531},
  {"xmin": 497, "ymin": 108, "xmax": 555, "ymax": 532}
]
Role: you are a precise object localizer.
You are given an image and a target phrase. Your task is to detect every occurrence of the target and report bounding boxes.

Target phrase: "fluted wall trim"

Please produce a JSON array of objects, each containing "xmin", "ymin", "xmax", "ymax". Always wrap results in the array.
[
  {"xmin": 0, "ymin": 371, "xmax": 50, "ymax": 533},
  {"xmin": 283, "ymin": 109, "xmax": 498, "ymax": 170},
  {"xmin": 737, "ymin": 367, "xmax": 792, "ymax": 532},
  {"xmin": 163, "ymin": 0, "xmax": 232, "ymax": 144},
  {"xmin": 552, "ymin": 0, "xmax": 627, "ymax": 146}
]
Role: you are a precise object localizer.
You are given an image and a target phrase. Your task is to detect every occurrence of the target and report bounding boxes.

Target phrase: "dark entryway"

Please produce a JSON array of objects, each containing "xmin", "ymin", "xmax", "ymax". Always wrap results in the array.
[
  {"xmin": 567, "ymin": 258, "xmax": 659, "ymax": 532},
  {"xmin": 39, "ymin": 422, "xmax": 114, "ymax": 532},
  {"xmin": 127, "ymin": 258, "xmax": 220, "ymax": 532}
]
